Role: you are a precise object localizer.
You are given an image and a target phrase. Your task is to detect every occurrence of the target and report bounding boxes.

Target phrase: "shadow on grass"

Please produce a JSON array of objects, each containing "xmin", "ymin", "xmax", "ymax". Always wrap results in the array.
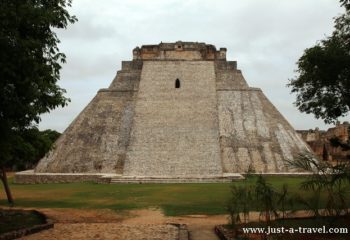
[
  {"xmin": 0, "ymin": 199, "xmax": 139, "ymax": 212},
  {"xmin": 162, "ymin": 204, "xmax": 227, "ymax": 216}
]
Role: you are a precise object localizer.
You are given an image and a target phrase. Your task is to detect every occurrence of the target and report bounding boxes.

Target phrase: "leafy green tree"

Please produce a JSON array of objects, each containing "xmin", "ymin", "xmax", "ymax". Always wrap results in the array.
[
  {"xmin": 9, "ymin": 128, "xmax": 60, "ymax": 171},
  {"xmin": 288, "ymin": 0, "xmax": 350, "ymax": 123},
  {"xmin": 0, "ymin": 0, "xmax": 76, "ymax": 204}
]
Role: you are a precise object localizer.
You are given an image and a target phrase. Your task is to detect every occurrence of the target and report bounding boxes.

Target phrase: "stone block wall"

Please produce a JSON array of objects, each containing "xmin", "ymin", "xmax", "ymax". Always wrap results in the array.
[
  {"xmin": 35, "ymin": 90, "xmax": 136, "ymax": 173},
  {"xmin": 217, "ymin": 89, "xmax": 310, "ymax": 173},
  {"xmin": 109, "ymin": 60, "xmax": 142, "ymax": 91},
  {"xmin": 215, "ymin": 61, "xmax": 248, "ymax": 90},
  {"xmin": 124, "ymin": 61, "xmax": 223, "ymax": 177}
]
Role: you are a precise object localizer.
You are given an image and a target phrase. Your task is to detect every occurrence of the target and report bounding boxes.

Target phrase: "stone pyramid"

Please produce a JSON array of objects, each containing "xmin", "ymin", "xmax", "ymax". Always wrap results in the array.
[{"xmin": 35, "ymin": 41, "xmax": 310, "ymax": 179}]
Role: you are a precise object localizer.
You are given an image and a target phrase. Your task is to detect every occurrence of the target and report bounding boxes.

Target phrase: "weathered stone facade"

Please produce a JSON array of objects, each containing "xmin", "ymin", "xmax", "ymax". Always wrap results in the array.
[{"xmin": 34, "ymin": 41, "xmax": 311, "ymax": 179}]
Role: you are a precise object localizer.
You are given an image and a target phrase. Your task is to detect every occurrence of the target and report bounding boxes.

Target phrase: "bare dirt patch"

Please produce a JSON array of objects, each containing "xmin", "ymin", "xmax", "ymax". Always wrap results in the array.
[
  {"xmin": 21, "ymin": 223, "xmax": 179, "ymax": 240},
  {"xmin": 14, "ymin": 208, "xmax": 224, "ymax": 240},
  {"xmin": 36, "ymin": 208, "xmax": 124, "ymax": 223}
]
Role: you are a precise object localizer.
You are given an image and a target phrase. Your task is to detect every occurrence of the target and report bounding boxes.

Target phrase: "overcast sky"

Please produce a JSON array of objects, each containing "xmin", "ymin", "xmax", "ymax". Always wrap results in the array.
[{"xmin": 38, "ymin": 0, "xmax": 349, "ymax": 132}]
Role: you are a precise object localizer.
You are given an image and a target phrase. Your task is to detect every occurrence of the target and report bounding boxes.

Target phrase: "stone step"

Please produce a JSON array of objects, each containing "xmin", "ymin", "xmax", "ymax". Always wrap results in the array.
[{"xmin": 109, "ymin": 175, "xmax": 244, "ymax": 184}]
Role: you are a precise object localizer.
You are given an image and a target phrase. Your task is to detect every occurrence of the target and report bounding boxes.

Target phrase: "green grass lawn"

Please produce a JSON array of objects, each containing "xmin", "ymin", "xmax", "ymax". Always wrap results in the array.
[{"xmin": 0, "ymin": 176, "xmax": 348, "ymax": 216}]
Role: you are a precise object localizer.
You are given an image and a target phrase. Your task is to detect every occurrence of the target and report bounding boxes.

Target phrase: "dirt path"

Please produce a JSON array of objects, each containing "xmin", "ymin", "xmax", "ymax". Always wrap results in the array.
[
  {"xmin": 121, "ymin": 210, "xmax": 223, "ymax": 240},
  {"xmin": 21, "ymin": 223, "xmax": 180, "ymax": 240},
  {"xmin": 15, "ymin": 208, "xmax": 224, "ymax": 240},
  {"xmin": 16, "ymin": 207, "xmax": 316, "ymax": 240}
]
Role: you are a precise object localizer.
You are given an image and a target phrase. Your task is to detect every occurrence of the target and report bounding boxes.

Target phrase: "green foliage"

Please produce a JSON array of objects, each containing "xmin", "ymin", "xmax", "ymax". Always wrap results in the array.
[
  {"xmin": 276, "ymin": 184, "xmax": 294, "ymax": 219},
  {"xmin": 227, "ymin": 175, "xmax": 296, "ymax": 228},
  {"xmin": 295, "ymin": 189, "xmax": 322, "ymax": 217},
  {"xmin": 255, "ymin": 175, "xmax": 279, "ymax": 223},
  {"xmin": 9, "ymin": 128, "xmax": 60, "ymax": 170},
  {"xmin": 289, "ymin": 152, "xmax": 350, "ymax": 217},
  {"xmin": 288, "ymin": 0, "xmax": 350, "ymax": 123},
  {"xmin": 0, "ymin": 0, "xmax": 76, "ymax": 166},
  {"xmin": 227, "ymin": 184, "xmax": 254, "ymax": 227}
]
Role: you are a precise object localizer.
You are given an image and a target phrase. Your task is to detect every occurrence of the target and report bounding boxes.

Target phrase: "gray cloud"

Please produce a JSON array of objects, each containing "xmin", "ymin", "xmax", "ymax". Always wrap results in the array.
[{"xmin": 39, "ymin": 0, "xmax": 349, "ymax": 132}]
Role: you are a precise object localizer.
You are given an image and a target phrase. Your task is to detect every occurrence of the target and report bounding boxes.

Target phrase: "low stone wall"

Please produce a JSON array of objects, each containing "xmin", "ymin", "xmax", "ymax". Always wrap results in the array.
[
  {"xmin": 214, "ymin": 225, "xmax": 233, "ymax": 240},
  {"xmin": 243, "ymin": 172, "xmax": 314, "ymax": 177},
  {"xmin": 14, "ymin": 170, "xmax": 113, "ymax": 184},
  {"xmin": 0, "ymin": 210, "xmax": 53, "ymax": 240},
  {"xmin": 168, "ymin": 223, "xmax": 189, "ymax": 240}
]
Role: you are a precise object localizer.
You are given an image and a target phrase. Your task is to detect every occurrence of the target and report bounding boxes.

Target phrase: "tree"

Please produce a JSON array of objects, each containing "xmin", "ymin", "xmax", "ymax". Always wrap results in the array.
[
  {"xmin": 9, "ymin": 128, "xmax": 61, "ymax": 171},
  {"xmin": 0, "ymin": 0, "xmax": 76, "ymax": 204},
  {"xmin": 288, "ymin": 0, "xmax": 350, "ymax": 124}
]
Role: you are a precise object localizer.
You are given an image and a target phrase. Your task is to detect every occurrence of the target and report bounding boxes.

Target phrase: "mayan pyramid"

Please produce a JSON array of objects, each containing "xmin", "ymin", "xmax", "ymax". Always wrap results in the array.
[{"xmin": 34, "ymin": 41, "xmax": 310, "ymax": 180}]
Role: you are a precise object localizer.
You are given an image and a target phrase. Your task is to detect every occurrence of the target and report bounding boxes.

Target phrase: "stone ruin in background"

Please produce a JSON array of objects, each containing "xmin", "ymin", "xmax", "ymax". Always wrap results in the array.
[{"xmin": 297, "ymin": 121, "xmax": 350, "ymax": 162}]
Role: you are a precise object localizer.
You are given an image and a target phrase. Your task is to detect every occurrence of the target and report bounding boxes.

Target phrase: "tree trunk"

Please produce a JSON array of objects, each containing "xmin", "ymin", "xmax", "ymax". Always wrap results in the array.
[{"xmin": 0, "ymin": 166, "xmax": 14, "ymax": 205}]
